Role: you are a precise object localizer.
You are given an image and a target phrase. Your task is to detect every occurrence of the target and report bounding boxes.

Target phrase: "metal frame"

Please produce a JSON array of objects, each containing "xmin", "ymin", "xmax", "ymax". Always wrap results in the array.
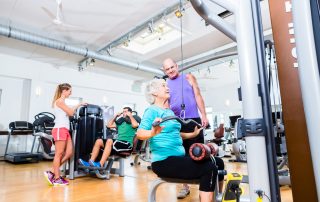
[
  {"xmin": 292, "ymin": 0, "xmax": 320, "ymax": 198},
  {"xmin": 190, "ymin": 0, "xmax": 280, "ymax": 201}
]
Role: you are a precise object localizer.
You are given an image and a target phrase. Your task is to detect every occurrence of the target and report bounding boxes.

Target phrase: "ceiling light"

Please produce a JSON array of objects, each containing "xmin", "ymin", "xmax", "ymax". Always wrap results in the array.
[
  {"xmin": 89, "ymin": 58, "xmax": 95, "ymax": 66},
  {"xmin": 175, "ymin": 10, "xmax": 183, "ymax": 18},
  {"xmin": 123, "ymin": 41, "xmax": 129, "ymax": 47},
  {"xmin": 78, "ymin": 64, "xmax": 84, "ymax": 72},
  {"xmin": 229, "ymin": 59, "xmax": 234, "ymax": 68},
  {"xmin": 148, "ymin": 22, "xmax": 154, "ymax": 33}
]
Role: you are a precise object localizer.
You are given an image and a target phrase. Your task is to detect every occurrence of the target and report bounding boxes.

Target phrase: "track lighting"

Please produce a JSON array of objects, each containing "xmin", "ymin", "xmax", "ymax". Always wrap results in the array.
[
  {"xmin": 229, "ymin": 59, "xmax": 234, "ymax": 68},
  {"xmin": 148, "ymin": 21, "xmax": 154, "ymax": 33},
  {"xmin": 89, "ymin": 58, "xmax": 95, "ymax": 66},
  {"xmin": 123, "ymin": 41, "xmax": 129, "ymax": 47},
  {"xmin": 78, "ymin": 64, "xmax": 84, "ymax": 72},
  {"xmin": 175, "ymin": 10, "xmax": 183, "ymax": 18}
]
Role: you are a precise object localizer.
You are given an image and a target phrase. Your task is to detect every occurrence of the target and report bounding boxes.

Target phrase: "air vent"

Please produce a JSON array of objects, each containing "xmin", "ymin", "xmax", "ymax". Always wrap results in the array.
[{"xmin": 218, "ymin": 10, "xmax": 233, "ymax": 19}]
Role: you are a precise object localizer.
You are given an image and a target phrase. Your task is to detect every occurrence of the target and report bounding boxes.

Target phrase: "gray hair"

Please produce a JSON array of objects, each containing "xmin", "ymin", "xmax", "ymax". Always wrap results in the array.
[{"xmin": 145, "ymin": 79, "xmax": 166, "ymax": 104}]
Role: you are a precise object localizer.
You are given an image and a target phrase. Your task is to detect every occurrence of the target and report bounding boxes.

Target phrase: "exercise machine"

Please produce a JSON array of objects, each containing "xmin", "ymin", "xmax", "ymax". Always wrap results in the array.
[
  {"xmin": 190, "ymin": 0, "xmax": 281, "ymax": 201},
  {"xmin": 65, "ymin": 104, "xmax": 132, "ymax": 180},
  {"xmin": 4, "ymin": 121, "xmax": 41, "ymax": 163},
  {"xmin": 32, "ymin": 112, "xmax": 55, "ymax": 160}
]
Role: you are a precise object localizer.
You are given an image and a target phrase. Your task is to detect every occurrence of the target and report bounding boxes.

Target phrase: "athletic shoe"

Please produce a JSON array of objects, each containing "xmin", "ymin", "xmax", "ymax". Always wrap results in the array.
[
  {"xmin": 52, "ymin": 176, "xmax": 69, "ymax": 186},
  {"xmin": 177, "ymin": 187, "xmax": 190, "ymax": 199},
  {"xmin": 78, "ymin": 158, "xmax": 90, "ymax": 167},
  {"xmin": 89, "ymin": 159, "xmax": 101, "ymax": 168},
  {"xmin": 44, "ymin": 171, "xmax": 54, "ymax": 186}
]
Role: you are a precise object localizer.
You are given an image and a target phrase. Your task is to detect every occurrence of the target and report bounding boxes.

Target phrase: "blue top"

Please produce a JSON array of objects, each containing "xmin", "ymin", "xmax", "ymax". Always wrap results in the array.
[
  {"xmin": 138, "ymin": 105, "xmax": 185, "ymax": 162},
  {"xmin": 167, "ymin": 74, "xmax": 199, "ymax": 118}
]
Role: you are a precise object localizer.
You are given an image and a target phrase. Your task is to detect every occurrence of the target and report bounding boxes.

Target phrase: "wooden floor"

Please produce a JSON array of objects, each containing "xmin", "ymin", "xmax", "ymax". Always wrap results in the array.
[{"xmin": 0, "ymin": 157, "xmax": 293, "ymax": 202}]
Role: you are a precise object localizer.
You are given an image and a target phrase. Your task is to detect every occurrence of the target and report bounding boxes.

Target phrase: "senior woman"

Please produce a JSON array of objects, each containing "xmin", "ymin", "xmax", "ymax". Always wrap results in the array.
[{"xmin": 137, "ymin": 79, "xmax": 217, "ymax": 202}]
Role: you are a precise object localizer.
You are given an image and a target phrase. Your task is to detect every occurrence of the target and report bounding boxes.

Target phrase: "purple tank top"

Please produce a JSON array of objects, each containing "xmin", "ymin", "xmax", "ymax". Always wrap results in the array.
[{"xmin": 167, "ymin": 74, "xmax": 199, "ymax": 118}]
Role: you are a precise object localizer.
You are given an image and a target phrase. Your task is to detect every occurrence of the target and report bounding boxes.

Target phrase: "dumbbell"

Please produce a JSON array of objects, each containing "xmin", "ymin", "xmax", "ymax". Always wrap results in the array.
[{"xmin": 189, "ymin": 143, "xmax": 219, "ymax": 161}]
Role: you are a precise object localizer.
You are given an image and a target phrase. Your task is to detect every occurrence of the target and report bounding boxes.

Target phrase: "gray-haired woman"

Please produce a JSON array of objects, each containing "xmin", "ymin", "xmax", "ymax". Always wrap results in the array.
[{"xmin": 137, "ymin": 79, "xmax": 218, "ymax": 202}]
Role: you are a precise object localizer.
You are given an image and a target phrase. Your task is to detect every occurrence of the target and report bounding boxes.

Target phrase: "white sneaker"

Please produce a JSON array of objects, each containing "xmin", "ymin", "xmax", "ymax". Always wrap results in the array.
[{"xmin": 177, "ymin": 187, "xmax": 190, "ymax": 199}]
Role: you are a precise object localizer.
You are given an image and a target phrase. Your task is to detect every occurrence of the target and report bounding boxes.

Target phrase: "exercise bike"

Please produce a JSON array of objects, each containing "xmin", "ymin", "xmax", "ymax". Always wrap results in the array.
[{"xmin": 33, "ymin": 112, "xmax": 55, "ymax": 160}]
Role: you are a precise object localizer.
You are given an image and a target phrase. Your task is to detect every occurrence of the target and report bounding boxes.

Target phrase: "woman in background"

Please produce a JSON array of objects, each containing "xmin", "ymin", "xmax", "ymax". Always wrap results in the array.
[{"xmin": 44, "ymin": 83, "xmax": 85, "ymax": 186}]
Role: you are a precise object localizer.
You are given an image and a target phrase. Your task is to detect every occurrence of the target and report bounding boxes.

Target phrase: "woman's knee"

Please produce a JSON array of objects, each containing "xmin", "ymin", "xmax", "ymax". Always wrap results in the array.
[
  {"xmin": 54, "ymin": 151, "xmax": 64, "ymax": 159},
  {"xmin": 65, "ymin": 149, "xmax": 73, "ymax": 159}
]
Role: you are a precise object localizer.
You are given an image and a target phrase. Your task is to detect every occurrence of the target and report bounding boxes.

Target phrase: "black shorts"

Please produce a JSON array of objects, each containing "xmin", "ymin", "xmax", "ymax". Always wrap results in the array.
[
  {"xmin": 180, "ymin": 117, "xmax": 204, "ymax": 154},
  {"xmin": 102, "ymin": 139, "xmax": 133, "ymax": 155}
]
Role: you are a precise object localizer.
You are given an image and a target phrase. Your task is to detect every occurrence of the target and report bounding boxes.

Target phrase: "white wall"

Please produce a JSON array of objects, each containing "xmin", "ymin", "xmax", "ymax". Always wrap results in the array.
[
  {"xmin": 0, "ymin": 75, "xmax": 25, "ymax": 130},
  {"xmin": 203, "ymin": 82, "xmax": 243, "ymax": 128},
  {"xmin": 204, "ymin": 82, "xmax": 242, "ymax": 113},
  {"xmin": 0, "ymin": 53, "xmax": 149, "ymax": 155},
  {"xmin": 0, "ymin": 53, "xmax": 148, "ymax": 127}
]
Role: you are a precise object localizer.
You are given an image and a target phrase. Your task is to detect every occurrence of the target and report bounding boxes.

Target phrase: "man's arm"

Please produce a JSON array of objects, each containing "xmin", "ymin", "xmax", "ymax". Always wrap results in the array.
[
  {"xmin": 107, "ymin": 112, "xmax": 121, "ymax": 128},
  {"xmin": 127, "ymin": 112, "xmax": 139, "ymax": 128},
  {"xmin": 187, "ymin": 74, "xmax": 209, "ymax": 127}
]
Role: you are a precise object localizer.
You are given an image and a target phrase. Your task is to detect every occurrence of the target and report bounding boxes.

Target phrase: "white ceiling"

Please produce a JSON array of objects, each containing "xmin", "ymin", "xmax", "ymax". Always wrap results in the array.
[{"xmin": 0, "ymin": 0, "xmax": 272, "ymax": 85}]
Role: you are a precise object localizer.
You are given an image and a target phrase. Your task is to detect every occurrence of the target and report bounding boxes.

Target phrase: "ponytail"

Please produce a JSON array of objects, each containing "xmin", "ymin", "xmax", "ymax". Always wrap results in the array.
[{"xmin": 52, "ymin": 83, "xmax": 71, "ymax": 107}]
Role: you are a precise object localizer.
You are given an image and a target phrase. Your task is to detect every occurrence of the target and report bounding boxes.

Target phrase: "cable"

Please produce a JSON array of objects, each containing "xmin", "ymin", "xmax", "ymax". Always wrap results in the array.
[
  {"xmin": 264, "ymin": 193, "xmax": 271, "ymax": 202},
  {"xmin": 255, "ymin": 190, "xmax": 271, "ymax": 202},
  {"xmin": 179, "ymin": 0, "xmax": 186, "ymax": 119}
]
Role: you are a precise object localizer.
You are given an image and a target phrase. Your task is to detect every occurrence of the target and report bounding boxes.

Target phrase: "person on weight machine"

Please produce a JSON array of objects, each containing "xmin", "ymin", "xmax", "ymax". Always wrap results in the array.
[
  {"xmin": 78, "ymin": 107, "xmax": 139, "ymax": 168},
  {"xmin": 162, "ymin": 58, "xmax": 225, "ymax": 198},
  {"xmin": 137, "ymin": 78, "xmax": 218, "ymax": 202}
]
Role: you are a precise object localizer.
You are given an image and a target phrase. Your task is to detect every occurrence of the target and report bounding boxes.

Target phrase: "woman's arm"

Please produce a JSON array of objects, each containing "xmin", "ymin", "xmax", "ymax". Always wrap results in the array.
[
  {"xmin": 136, "ymin": 126, "xmax": 163, "ymax": 140},
  {"xmin": 180, "ymin": 126, "xmax": 203, "ymax": 140},
  {"xmin": 136, "ymin": 118, "xmax": 163, "ymax": 140},
  {"xmin": 56, "ymin": 99, "xmax": 84, "ymax": 116}
]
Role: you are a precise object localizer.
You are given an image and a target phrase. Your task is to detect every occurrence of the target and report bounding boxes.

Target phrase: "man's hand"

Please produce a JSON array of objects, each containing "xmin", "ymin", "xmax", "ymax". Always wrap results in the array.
[
  {"xmin": 126, "ymin": 111, "xmax": 133, "ymax": 117},
  {"xmin": 201, "ymin": 116, "xmax": 209, "ymax": 128},
  {"xmin": 116, "ymin": 112, "xmax": 123, "ymax": 117}
]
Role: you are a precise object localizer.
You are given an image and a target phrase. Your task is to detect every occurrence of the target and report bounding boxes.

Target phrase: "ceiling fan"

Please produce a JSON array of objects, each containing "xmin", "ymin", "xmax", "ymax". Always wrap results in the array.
[{"xmin": 41, "ymin": 0, "xmax": 80, "ymax": 28}]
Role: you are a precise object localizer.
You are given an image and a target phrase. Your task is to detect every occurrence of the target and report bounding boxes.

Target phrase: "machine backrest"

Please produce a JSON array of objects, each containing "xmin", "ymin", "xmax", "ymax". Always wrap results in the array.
[
  {"xmin": 75, "ymin": 105, "xmax": 104, "ymax": 162},
  {"xmin": 78, "ymin": 104, "xmax": 102, "ymax": 117}
]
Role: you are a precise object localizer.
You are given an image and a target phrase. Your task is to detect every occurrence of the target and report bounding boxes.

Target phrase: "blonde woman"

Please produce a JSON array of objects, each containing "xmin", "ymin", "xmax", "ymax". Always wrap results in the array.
[{"xmin": 44, "ymin": 83, "xmax": 85, "ymax": 186}]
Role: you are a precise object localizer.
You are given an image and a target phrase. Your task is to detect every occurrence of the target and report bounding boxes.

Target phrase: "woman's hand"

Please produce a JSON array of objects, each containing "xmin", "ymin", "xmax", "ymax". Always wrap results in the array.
[
  {"xmin": 80, "ymin": 102, "xmax": 88, "ymax": 107},
  {"xmin": 151, "ymin": 118, "xmax": 164, "ymax": 137},
  {"xmin": 193, "ymin": 126, "xmax": 203, "ymax": 136}
]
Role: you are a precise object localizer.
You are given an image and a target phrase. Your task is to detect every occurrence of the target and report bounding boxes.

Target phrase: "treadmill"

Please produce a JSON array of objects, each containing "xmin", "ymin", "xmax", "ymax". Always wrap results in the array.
[{"xmin": 4, "ymin": 121, "xmax": 41, "ymax": 163}]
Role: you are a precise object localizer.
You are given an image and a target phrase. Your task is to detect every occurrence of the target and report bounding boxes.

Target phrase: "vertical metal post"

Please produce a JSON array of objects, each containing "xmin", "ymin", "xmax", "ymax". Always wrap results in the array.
[
  {"xmin": 235, "ymin": 1, "xmax": 271, "ymax": 200},
  {"xmin": 190, "ymin": 0, "xmax": 273, "ymax": 200},
  {"xmin": 250, "ymin": 0, "xmax": 281, "ymax": 201},
  {"xmin": 292, "ymin": 0, "xmax": 320, "ymax": 198}
]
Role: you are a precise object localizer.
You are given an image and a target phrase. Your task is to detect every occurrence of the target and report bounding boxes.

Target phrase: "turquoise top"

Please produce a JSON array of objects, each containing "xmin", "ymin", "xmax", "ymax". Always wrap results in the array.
[{"xmin": 139, "ymin": 105, "xmax": 185, "ymax": 162}]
